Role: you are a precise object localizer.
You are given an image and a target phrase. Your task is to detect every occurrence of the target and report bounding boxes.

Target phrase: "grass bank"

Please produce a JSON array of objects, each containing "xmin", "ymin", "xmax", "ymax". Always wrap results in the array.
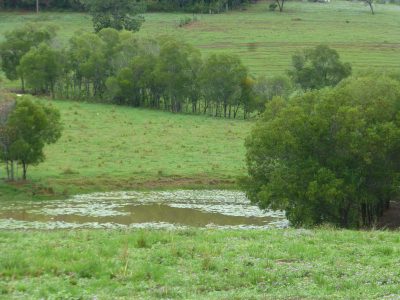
[
  {"xmin": 0, "ymin": 99, "xmax": 251, "ymax": 200},
  {"xmin": 0, "ymin": 1, "xmax": 399, "ymax": 76},
  {"xmin": 0, "ymin": 229, "xmax": 399, "ymax": 299}
]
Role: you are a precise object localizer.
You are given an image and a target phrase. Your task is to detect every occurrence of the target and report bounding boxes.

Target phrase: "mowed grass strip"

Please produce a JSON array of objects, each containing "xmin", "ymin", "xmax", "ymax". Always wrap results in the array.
[
  {"xmin": 1, "ymin": 1, "xmax": 399, "ymax": 76},
  {"xmin": 0, "ymin": 229, "xmax": 399, "ymax": 299},
  {"xmin": 0, "ymin": 99, "xmax": 251, "ymax": 196}
]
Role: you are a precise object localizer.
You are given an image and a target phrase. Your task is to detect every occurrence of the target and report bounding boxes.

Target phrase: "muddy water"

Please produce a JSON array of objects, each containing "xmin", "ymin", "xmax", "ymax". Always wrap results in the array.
[{"xmin": 0, "ymin": 190, "xmax": 288, "ymax": 230}]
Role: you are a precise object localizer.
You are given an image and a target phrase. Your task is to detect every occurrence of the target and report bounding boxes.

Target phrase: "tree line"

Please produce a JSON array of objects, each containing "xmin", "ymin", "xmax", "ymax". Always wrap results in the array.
[
  {"xmin": 0, "ymin": 24, "xmax": 352, "ymax": 119},
  {"xmin": 0, "ymin": 0, "xmax": 252, "ymax": 12}
]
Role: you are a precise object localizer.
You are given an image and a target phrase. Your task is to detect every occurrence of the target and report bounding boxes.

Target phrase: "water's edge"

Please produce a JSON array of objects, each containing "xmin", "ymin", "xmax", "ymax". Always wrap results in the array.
[{"xmin": 0, "ymin": 190, "xmax": 288, "ymax": 230}]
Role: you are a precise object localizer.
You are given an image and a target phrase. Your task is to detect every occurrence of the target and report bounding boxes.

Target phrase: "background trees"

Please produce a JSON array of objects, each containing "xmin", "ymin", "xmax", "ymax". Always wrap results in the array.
[
  {"xmin": 289, "ymin": 45, "xmax": 352, "ymax": 90},
  {"xmin": 0, "ymin": 24, "xmax": 354, "ymax": 120},
  {"xmin": 243, "ymin": 75, "xmax": 400, "ymax": 228},
  {"xmin": 84, "ymin": 0, "xmax": 146, "ymax": 32},
  {"xmin": 0, "ymin": 96, "xmax": 62, "ymax": 180},
  {"xmin": 18, "ymin": 44, "xmax": 63, "ymax": 98},
  {"xmin": 0, "ymin": 24, "xmax": 57, "ymax": 91}
]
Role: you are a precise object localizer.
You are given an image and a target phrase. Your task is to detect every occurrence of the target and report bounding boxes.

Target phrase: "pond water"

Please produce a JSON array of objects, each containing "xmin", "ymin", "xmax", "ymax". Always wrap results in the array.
[{"xmin": 0, "ymin": 190, "xmax": 288, "ymax": 230}]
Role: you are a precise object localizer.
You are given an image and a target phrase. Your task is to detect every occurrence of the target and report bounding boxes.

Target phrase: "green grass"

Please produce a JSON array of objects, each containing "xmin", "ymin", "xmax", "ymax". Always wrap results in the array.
[
  {"xmin": 0, "ymin": 228, "xmax": 399, "ymax": 299},
  {"xmin": 0, "ymin": 98, "xmax": 251, "ymax": 199},
  {"xmin": 1, "ymin": 1, "xmax": 399, "ymax": 76}
]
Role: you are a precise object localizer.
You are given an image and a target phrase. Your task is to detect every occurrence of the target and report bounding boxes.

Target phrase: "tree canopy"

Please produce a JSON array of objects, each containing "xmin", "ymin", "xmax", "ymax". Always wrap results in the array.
[
  {"xmin": 84, "ymin": 0, "xmax": 146, "ymax": 32},
  {"xmin": 289, "ymin": 45, "xmax": 352, "ymax": 90},
  {"xmin": 0, "ymin": 96, "xmax": 62, "ymax": 180},
  {"xmin": 243, "ymin": 75, "xmax": 400, "ymax": 228},
  {"xmin": 0, "ymin": 24, "xmax": 57, "ymax": 90}
]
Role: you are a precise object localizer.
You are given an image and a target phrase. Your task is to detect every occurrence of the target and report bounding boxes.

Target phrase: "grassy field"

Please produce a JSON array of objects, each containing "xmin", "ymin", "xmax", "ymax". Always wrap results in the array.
[
  {"xmin": 0, "ymin": 228, "xmax": 399, "ymax": 299},
  {"xmin": 0, "ymin": 1, "xmax": 399, "ymax": 76},
  {"xmin": 0, "ymin": 98, "xmax": 251, "ymax": 200}
]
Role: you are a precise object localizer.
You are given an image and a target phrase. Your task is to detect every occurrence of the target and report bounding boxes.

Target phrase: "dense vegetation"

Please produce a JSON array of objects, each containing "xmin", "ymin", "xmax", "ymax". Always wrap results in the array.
[
  {"xmin": 1, "ymin": 229, "xmax": 399, "ymax": 298},
  {"xmin": 1, "ymin": 2, "xmax": 399, "ymax": 76},
  {"xmin": 1, "ymin": 25, "xmax": 280, "ymax": 118},
  {"xmin": 243, "ymin": 72, "xmax": 400, "ymax": 228},
  {"xmin": 0, "ymin": 0, "xmax": 252, "ymax": 12}
]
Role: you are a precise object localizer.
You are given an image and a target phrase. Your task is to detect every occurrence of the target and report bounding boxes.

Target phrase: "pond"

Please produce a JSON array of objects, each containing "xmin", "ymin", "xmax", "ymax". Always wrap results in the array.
[{"xmin": 0, "ymin": 190, "xmax": 288, "ymax": 230}]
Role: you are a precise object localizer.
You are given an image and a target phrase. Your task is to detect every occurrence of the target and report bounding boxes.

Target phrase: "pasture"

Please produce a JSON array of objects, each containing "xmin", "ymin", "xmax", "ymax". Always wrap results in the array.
[
  {"xmin": 0, "ymin": 1, "xmax": 399, "ymax": 76},
  {"xmin": 0, "ymin": 99, "xmax": 251, "ymax": 200},
  {"xmin": 0, "ymin": 229, "xmax": 399, "ymax": 299}
]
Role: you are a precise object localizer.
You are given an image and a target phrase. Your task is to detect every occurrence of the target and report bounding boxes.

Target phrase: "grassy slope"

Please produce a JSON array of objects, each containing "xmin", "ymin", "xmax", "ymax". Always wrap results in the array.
[
  {"xmin": 0, "ymin": 229, "xmax": 399, "ymax": 299},
  {"xmin": 0, "ymin": 99, "xmax": 251, "ymax": 199},
  {"xmin": 0, "ymin": 1, "xmax": 399, "ymax": 77}
]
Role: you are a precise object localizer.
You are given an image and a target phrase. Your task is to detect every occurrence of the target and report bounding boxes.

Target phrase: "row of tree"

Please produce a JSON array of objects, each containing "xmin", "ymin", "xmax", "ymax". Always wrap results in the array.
[
  {"xmin": 0, "ymin": 24, "xmax": 352, "ymax": 119},
  {"xmin": 0, "ymin": 93, "xmax": 62, "ymax": 181},
  {"xmin": 0, "ymin": 0, "xmax": 251, "ymax": 12}
]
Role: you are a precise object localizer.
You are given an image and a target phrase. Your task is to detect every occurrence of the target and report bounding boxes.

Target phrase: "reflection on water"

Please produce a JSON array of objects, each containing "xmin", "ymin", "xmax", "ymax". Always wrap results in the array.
[{"xmin": 0, "ymin": 190, "xmax": 288, "ymax": 230}]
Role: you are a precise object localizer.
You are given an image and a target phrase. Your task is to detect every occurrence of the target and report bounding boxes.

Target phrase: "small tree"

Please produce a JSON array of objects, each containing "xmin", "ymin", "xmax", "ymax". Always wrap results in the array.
[
  {"xmin": 289, "ymin": 45, "xmax": 351, "ymax": 90},
  {"xmin": 85, "ymin": 0, "xmax": 146, "ymax": 33},
  {"xmin": 0, "ymin": 24, "xmax": 56, "ymax": 91},
  {"xmin": 5, "ymin": 97, "xmax": 62, "ymax": 180}
]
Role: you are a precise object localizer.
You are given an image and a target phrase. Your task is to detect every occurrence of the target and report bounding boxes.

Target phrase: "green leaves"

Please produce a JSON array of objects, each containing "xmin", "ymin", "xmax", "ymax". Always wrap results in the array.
[
  {"xmin": 289, "ymin": 45, "xmax": 352, "ymax": 91},
  {"xmin": 243, "ymin": 74, "xmax": 400, "ymax": 228},
  {"xmin": 3, "ymin": 97, "xmax": 62, "ymax": 180},
  {"xmin": 84, "ymin": 0, "xmax": 146, "ymax": 32}
]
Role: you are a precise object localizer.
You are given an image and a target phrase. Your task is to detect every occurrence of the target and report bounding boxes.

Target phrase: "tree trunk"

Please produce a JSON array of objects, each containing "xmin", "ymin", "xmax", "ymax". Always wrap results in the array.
[{"xmin": 22, "ymin": 161, "xmax": 27, "ymax": 180}]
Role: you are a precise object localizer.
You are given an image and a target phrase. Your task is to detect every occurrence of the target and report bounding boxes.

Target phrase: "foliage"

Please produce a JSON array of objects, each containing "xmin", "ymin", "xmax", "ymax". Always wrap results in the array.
[
  {"xmin": 243, "ymin": 75, "xmax": 400, "ymax": 228},
  {"xmin": 17, "ymin": 44, "xmax": 64, "ymax": 97},
  {"xmin": 200, "ymin": 53, "xmax": 249, "ymax": 118},
  {"xmin": 146, "ymin": 0, "xmax": 250, "ymax": 13},
  {"xmin": 84, "ymin": 0, "xmax": 146, "ymax": 32},
  {"xmin": 1, "ymin": 2, "xmax": 399, "ymax": 78},
  {"xmin": 289, "ymin": 45, "xmax": 352, "ymax": 90},
  {"xmin": 253, "ymin": 75, "xmax": 293, "ymax": 112},
  {"xmin": 269, "ymin": 3, "xmax": 278, "ymax": 11},
  {"xmin": 0, "ymin": 0, "xmax": 85, "ymax": 10},
  {"xmin": 0, "ymin": 24, "xmax": 57, "ymax": 90},
  {"xmin": 0, "ymin": 97, "xmax": 62, "ymax": 180}
]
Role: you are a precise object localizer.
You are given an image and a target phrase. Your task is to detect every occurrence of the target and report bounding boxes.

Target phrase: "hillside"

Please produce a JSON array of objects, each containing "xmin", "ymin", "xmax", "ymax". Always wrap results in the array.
[
  {"xmin": 0, "ymin": 99, "xmax": 251, "ymax": 199},
  {"xmin": 0, "ymin": 1, "xmax": 399, "ymax": 76}
]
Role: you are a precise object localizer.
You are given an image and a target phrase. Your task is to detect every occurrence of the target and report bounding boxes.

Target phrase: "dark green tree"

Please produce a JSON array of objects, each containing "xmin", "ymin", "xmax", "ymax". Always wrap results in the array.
[
  {"xmin": 18, "ymin": 43, "xmax": 63, "ymax": 98},
  {"xmin": 289, "ymin": 45, "xmax": 351, "ymax": 90},
  {"xmin": 201, "ymin": 53, "xmax": 247, "ymax": 117},
  {"xmin": 6, "ymin": 97, "xmax": 62, "ymax": 180},
  {"xmin": 0, "ymin": 24, "xmax": 57, "ymax": 91},
  {"xmin": 84, "ymin": 0, "xmax": 146, "ymax": 32},
  {"xmin": 243, "ymin": 75, "xmax": 400, "ymax": 228}
]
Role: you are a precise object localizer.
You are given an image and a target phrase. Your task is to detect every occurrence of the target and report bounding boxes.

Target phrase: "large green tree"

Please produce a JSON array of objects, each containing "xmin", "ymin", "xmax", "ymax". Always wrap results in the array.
[
  {"xmin": 289, "ymin": 45, "xmax": 351, "ymax": 90},
  {"xmin": 1, "ymin": 97, "xmax": 62, "ymax": 180},
  {"xmin": 243, "ymin": 75, "xmax": 400, "ymax": 228},
  {"xmin": 84, "ymin": 0, "xmax": 146, "ymax": 32}
]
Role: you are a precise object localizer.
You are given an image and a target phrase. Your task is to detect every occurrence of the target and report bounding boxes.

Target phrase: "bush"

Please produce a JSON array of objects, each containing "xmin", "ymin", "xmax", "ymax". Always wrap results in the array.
[
  {"xmin": 243, "ymin": 74, "xmax": 400, "ymax": 228},
  {"xmin": 269, "ymin": 3, "xmax": 278, "ymax": 11}
]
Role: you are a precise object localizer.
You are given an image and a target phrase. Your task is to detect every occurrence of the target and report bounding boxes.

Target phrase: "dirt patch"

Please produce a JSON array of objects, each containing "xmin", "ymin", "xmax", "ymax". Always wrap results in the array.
[{"xmin": 377, "ymin": 201, "xmax": 400, "ymax": 230}]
